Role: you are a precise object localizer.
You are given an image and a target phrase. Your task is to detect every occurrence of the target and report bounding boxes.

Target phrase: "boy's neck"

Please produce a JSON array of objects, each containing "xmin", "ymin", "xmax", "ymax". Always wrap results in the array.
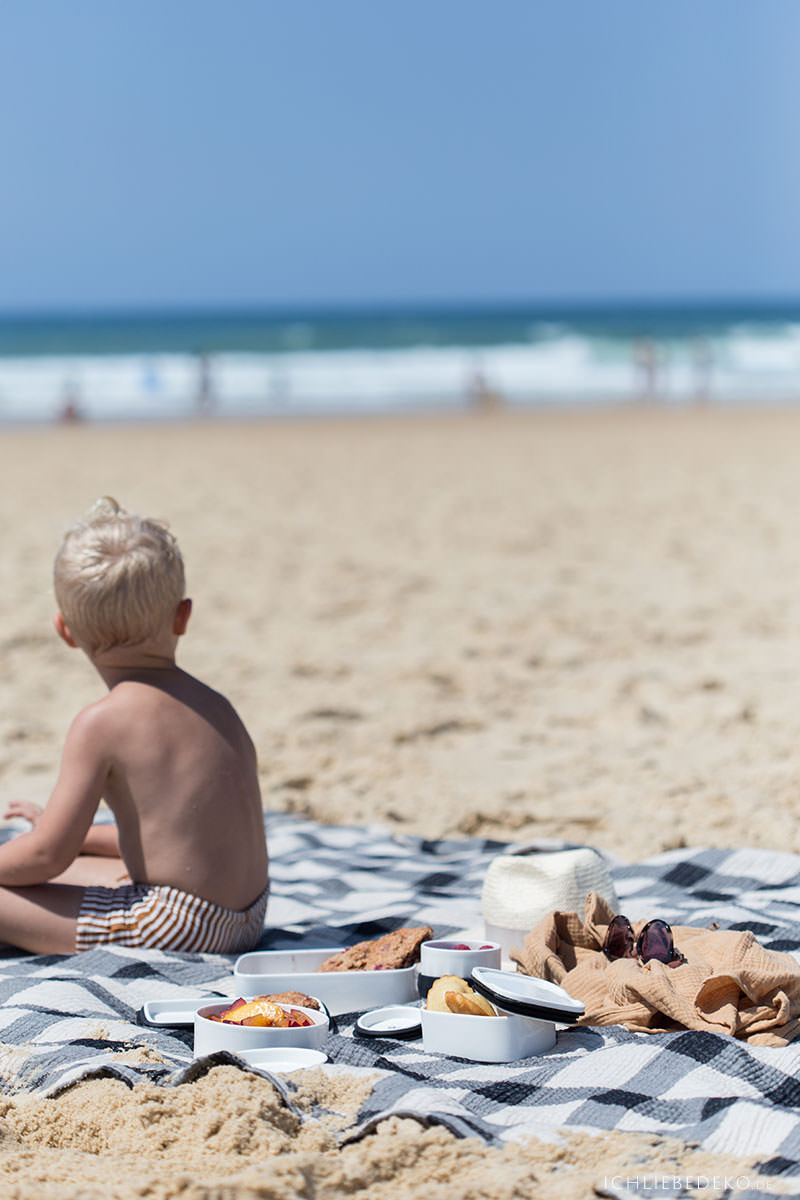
[{"xmin": 89, "ymin": 642, "xmax": 180, "ymax": 689}]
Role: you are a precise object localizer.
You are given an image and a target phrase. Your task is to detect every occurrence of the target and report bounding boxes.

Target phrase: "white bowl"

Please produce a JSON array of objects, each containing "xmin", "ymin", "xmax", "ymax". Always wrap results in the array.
[
  {"xmin": 236, "ymin": 1047, "xmax": 328, "ymax": 1072},
  {"xmin": 234, "ymin": 948, "xmax": 418, "ymax": 1015},
  {"xmin": 421, "ymin": 1007, "xmax": 556, "ymax": 1062},
  {"xmin": 418, "ymin": 939, "xmax": 501, "ymax": 996},
  {"xmin": 194, "ymin": 1002, "xmax": 329, "ymax": 1058}
]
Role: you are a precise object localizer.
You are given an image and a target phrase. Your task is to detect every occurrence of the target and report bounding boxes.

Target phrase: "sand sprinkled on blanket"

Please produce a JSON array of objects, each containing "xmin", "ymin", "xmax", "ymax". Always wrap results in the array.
[{"xmin": 0, "ymin": 1065, "xmax": 789, "ymax": 1199}]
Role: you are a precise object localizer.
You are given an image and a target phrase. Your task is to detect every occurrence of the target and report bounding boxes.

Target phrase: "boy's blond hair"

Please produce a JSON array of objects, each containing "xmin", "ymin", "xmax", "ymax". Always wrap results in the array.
[{"xmin": 54, "ymin": 497, "xmax": 185, "ymax": 654}]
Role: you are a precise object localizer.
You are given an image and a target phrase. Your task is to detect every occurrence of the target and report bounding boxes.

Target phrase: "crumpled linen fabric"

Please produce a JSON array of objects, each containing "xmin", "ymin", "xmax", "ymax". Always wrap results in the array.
[{"xmin": 511, "ymin": 891, "xmax": 800, "ymax": 1046}]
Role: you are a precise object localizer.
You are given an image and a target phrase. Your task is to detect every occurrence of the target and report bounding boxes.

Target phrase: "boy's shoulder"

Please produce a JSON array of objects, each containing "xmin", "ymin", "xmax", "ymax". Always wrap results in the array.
[
  {"xmin": 69, "ymin": 674, "xmax": 251, "ymax": 748},
  {"xmin": 68, "ymin": 681, "xmax": 162, "ymax": 739},
  {"xmin": 62, "ymin": 693, "xmax": 123, "ymax": 761},
  {"xmin": 69, "ymin": 687, "xmax": 133, "ymax": 730}
]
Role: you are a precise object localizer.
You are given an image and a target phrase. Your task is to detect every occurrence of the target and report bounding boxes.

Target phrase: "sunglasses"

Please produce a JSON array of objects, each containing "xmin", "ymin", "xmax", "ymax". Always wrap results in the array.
[{"xmin": 602, "ymin": 915, "xmax": 687, "ymax": 967}]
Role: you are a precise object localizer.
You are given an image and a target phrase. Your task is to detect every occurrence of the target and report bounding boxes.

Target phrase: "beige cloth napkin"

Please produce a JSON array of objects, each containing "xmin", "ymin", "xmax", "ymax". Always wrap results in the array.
[{"xmin": 511, "ymin": 892, "xmax": 800, "ymax": 1046}]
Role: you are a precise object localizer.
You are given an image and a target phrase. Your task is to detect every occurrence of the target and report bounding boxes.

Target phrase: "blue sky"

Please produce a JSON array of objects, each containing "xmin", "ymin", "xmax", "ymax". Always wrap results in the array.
[{"xmin": 1, "ymin": 1, "xmax": 799, "ymax": 310}]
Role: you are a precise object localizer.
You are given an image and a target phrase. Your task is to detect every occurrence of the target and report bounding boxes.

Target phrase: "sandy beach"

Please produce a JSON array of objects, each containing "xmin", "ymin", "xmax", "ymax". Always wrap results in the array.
[
  {"xmin": 2, "ymin": 406, "xmax": 800, "ymax": 1195},
  {"xmin": 4, "ymin": 407, "xmax": 800, "ymax": 858}
]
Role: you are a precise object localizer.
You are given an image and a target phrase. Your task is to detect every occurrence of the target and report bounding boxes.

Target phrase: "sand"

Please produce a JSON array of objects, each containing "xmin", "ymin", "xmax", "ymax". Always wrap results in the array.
[
  {"xmin": 1, "ymin": 406, "xmax": 800, "ymax": 1195},
  {"xmin": 0, "ymin": 1065, "xmax": 791, "ymax": 1199}
]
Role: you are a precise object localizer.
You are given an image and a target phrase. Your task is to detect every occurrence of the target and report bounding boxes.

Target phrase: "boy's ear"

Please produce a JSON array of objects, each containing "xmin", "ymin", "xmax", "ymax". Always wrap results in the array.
[
  {"xmin": 54, "ymin": 613, "xmax": 79, "ymax": 648},
  {"xmin": 173, "ymin": 597, "xmax": 192, "ymax": 636}
]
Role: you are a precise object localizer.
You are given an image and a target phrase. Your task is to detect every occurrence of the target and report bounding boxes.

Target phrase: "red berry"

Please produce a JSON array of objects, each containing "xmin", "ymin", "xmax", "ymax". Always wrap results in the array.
[{"xmin": 451, "ymin": 943, "xmax": 471, "ymax": 950}]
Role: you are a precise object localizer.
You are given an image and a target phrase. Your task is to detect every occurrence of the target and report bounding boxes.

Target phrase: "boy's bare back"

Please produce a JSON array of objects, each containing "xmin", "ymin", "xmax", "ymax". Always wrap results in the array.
[{"xmin": 73, "ymin": 668, "xmax": 268, "ymax": 910}]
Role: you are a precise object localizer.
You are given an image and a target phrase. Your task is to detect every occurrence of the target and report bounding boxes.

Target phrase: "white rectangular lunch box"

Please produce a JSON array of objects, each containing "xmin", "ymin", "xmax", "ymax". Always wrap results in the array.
[
  {"xmin": 420, "ymin": 968, "xmax": 584, "ymax": 1063},
  {"xmin": 233, "ymin": 948, "xmax": 419, "ymax": 1016}
]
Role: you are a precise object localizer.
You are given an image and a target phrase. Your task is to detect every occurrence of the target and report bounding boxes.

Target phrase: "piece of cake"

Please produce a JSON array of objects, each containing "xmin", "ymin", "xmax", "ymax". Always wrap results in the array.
[
  {"xmin": 257, "ymin": 990, "xmax": 321, "ymax": 1010},
  {"xmin": 318, "ymin": 926, "xmax": 433, "ymax": 972}
]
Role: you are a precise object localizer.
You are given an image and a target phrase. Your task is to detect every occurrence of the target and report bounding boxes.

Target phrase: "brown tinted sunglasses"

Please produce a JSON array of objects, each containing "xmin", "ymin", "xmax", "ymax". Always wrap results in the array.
[{"xmin": 602, "ymin": 915, "xmax": 687, "ymax": 967}]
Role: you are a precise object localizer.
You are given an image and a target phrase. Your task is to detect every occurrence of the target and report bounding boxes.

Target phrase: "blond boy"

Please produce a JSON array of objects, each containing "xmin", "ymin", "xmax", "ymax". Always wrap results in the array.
[{"xmin": 1, "ymin": 498, "xmax": 269, "ymax": 955}]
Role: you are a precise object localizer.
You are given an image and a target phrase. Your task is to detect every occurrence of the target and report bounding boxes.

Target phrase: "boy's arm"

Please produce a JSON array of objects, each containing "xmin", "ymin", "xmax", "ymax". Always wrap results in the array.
[
  {"xmin": 81, "ymin": 823, "xmax": 121, "ymax": 857},
  {"xmin": 0, "ymin": 709, "xmax": 110, "ymax": 886},
  {"xmin": 4, "ymin": 800, "xmax": 121, "ymax": 858}
]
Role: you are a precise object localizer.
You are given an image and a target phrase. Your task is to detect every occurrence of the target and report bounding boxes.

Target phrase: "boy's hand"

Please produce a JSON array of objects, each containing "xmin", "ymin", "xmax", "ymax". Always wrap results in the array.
[{"xmin": 4, "ymin": 800, "xmax": 44, "ymax": 826}]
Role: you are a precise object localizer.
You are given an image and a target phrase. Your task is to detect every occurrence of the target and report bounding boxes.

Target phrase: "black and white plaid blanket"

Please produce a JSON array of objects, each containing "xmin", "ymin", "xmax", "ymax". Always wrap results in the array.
[{"xmin": 3, "ymin": 813, "xmax": 800, "ymax": 1180}]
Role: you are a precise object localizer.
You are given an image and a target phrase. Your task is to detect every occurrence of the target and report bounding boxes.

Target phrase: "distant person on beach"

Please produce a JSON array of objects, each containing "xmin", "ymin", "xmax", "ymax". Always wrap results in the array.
[
  {"xmin": 196, "ymin": 351, "xmax": 214, "ymax": 415},
  {"xmin": 0, "ymin": 498, "xmax": 268, "ymax": 954},
  {"xmin": 57, "ymin": 381, "xmax": 83, "ymax": 424},
  {"xmin": 467, "ymin": 368, "xmax": 503, "ymax": 412},
  {"xmin": 691, "ymin": 337, "xmax": 713, "ymax": 405},
  {"xmin": 633, "ymin": 337, "xmax": 657, "ymax": 402}
]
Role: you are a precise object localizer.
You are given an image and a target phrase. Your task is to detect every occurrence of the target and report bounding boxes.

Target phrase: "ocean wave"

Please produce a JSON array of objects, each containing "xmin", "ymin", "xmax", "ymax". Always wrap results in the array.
[{"xmin": 1, "ymin": 329, "xmax": 800, "ymax": 422}]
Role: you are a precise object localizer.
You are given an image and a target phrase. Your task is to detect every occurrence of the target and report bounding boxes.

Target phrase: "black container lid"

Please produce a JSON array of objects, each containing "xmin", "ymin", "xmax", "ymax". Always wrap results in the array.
[{"xmin": 470, "ymin": 968, "xmax": 585, "ymax": 1024}]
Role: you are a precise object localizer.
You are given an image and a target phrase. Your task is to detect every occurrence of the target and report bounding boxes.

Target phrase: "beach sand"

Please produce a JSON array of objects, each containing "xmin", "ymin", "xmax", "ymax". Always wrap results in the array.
[{"xmin": 1, "ymin": 407, "xmax": 799, "ymax": 1195}]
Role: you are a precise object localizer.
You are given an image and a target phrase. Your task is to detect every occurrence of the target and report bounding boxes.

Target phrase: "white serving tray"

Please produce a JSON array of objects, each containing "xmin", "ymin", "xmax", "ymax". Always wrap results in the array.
[
  {"xmin": 234, "ymin": 948, "xmax": 419, "ymax": 1016},
  {"xmin": 139, "ymin": 996, "xmax": 226, "ymax": 1027}
]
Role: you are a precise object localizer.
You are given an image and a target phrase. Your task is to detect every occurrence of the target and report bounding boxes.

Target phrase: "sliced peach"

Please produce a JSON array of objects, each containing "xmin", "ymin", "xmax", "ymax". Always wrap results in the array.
[
  {"xmin": 217, "ymin": 997, "xmax": 248, "ymax": 1021},
  {"xmin": 219, "ymin": 999, "xmax": 287, "ymax": 1026},
  {"xmin": 285, "ymin": 1010, "xmax": 313, "ymax": 1027}
]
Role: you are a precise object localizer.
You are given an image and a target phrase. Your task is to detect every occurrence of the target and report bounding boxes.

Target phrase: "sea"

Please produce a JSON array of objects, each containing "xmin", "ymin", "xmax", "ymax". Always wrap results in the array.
[{"xmin": 2, "ymin": 301, "xmax": 800, "ymax": 423}]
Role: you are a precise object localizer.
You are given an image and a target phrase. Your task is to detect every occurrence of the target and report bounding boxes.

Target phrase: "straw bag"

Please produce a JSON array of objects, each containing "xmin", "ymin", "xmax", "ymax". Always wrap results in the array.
[{"xmin": 481, "ymin": 844, "xmax": 619, "ymax": 959}]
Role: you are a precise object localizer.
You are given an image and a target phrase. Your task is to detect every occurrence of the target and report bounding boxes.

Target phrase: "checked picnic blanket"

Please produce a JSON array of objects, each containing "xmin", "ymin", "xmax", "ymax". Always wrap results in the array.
[{"xmin": 3, "ymin": 814, "xmax": 800, "ymax": 1179}]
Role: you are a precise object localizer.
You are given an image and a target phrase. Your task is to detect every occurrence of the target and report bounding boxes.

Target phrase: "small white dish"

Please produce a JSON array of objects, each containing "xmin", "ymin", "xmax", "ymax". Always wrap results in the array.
[
  {"xmin": 354, "ymin": 1005, "xmax": 422, "ymax": 1039},
  {"xmin": 194, "ymin": 1001, "xmax": 329, "ymax": 1058},
  {"xmin": 235, "ymin": 1047, "xmax": 328, "ymax": 1072},
  {"xmin": 234, "ymin": 948, "xmax": 418, "ymax": 1015}
]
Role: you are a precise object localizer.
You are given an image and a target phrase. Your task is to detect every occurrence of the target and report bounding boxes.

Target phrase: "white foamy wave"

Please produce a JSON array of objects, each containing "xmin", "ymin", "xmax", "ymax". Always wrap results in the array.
[
  {"xmin": 722, "ymin": 324, "xmax": 800, "ymax": 372},
  {"xmin": 2, "ymin": 327, "xmax": 800, "ymax": 423}
]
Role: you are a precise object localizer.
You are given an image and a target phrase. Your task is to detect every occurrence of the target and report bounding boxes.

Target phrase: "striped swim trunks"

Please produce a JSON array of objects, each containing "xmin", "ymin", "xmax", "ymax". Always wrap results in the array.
[{"xmin": 75, "ymin": 882, "xmax": 269, "ymax": 954}]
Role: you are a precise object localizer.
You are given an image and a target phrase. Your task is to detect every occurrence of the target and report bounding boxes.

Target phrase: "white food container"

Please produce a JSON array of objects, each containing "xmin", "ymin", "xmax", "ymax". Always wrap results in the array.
[
  {"xmin": 194, "ymin": 1001, "xmax": 329, "ymax": 1058},
  {"xmin": 234, "ymin": 948, "xmax": 418, "ymax": 1016},
  {"xmin": 421, "ymin": 967, "xmax": 584, "ymax": 1063},
  {"xmin": 418, "ymin": 939, "xmax": 501, "ymax": 997}
]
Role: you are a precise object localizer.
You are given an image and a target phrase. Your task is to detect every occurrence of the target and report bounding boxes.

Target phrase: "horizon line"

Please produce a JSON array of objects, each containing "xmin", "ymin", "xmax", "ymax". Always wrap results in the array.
[{"xmin": 2, "ymin": 295, "xmax": 800, "ymax": 322}]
